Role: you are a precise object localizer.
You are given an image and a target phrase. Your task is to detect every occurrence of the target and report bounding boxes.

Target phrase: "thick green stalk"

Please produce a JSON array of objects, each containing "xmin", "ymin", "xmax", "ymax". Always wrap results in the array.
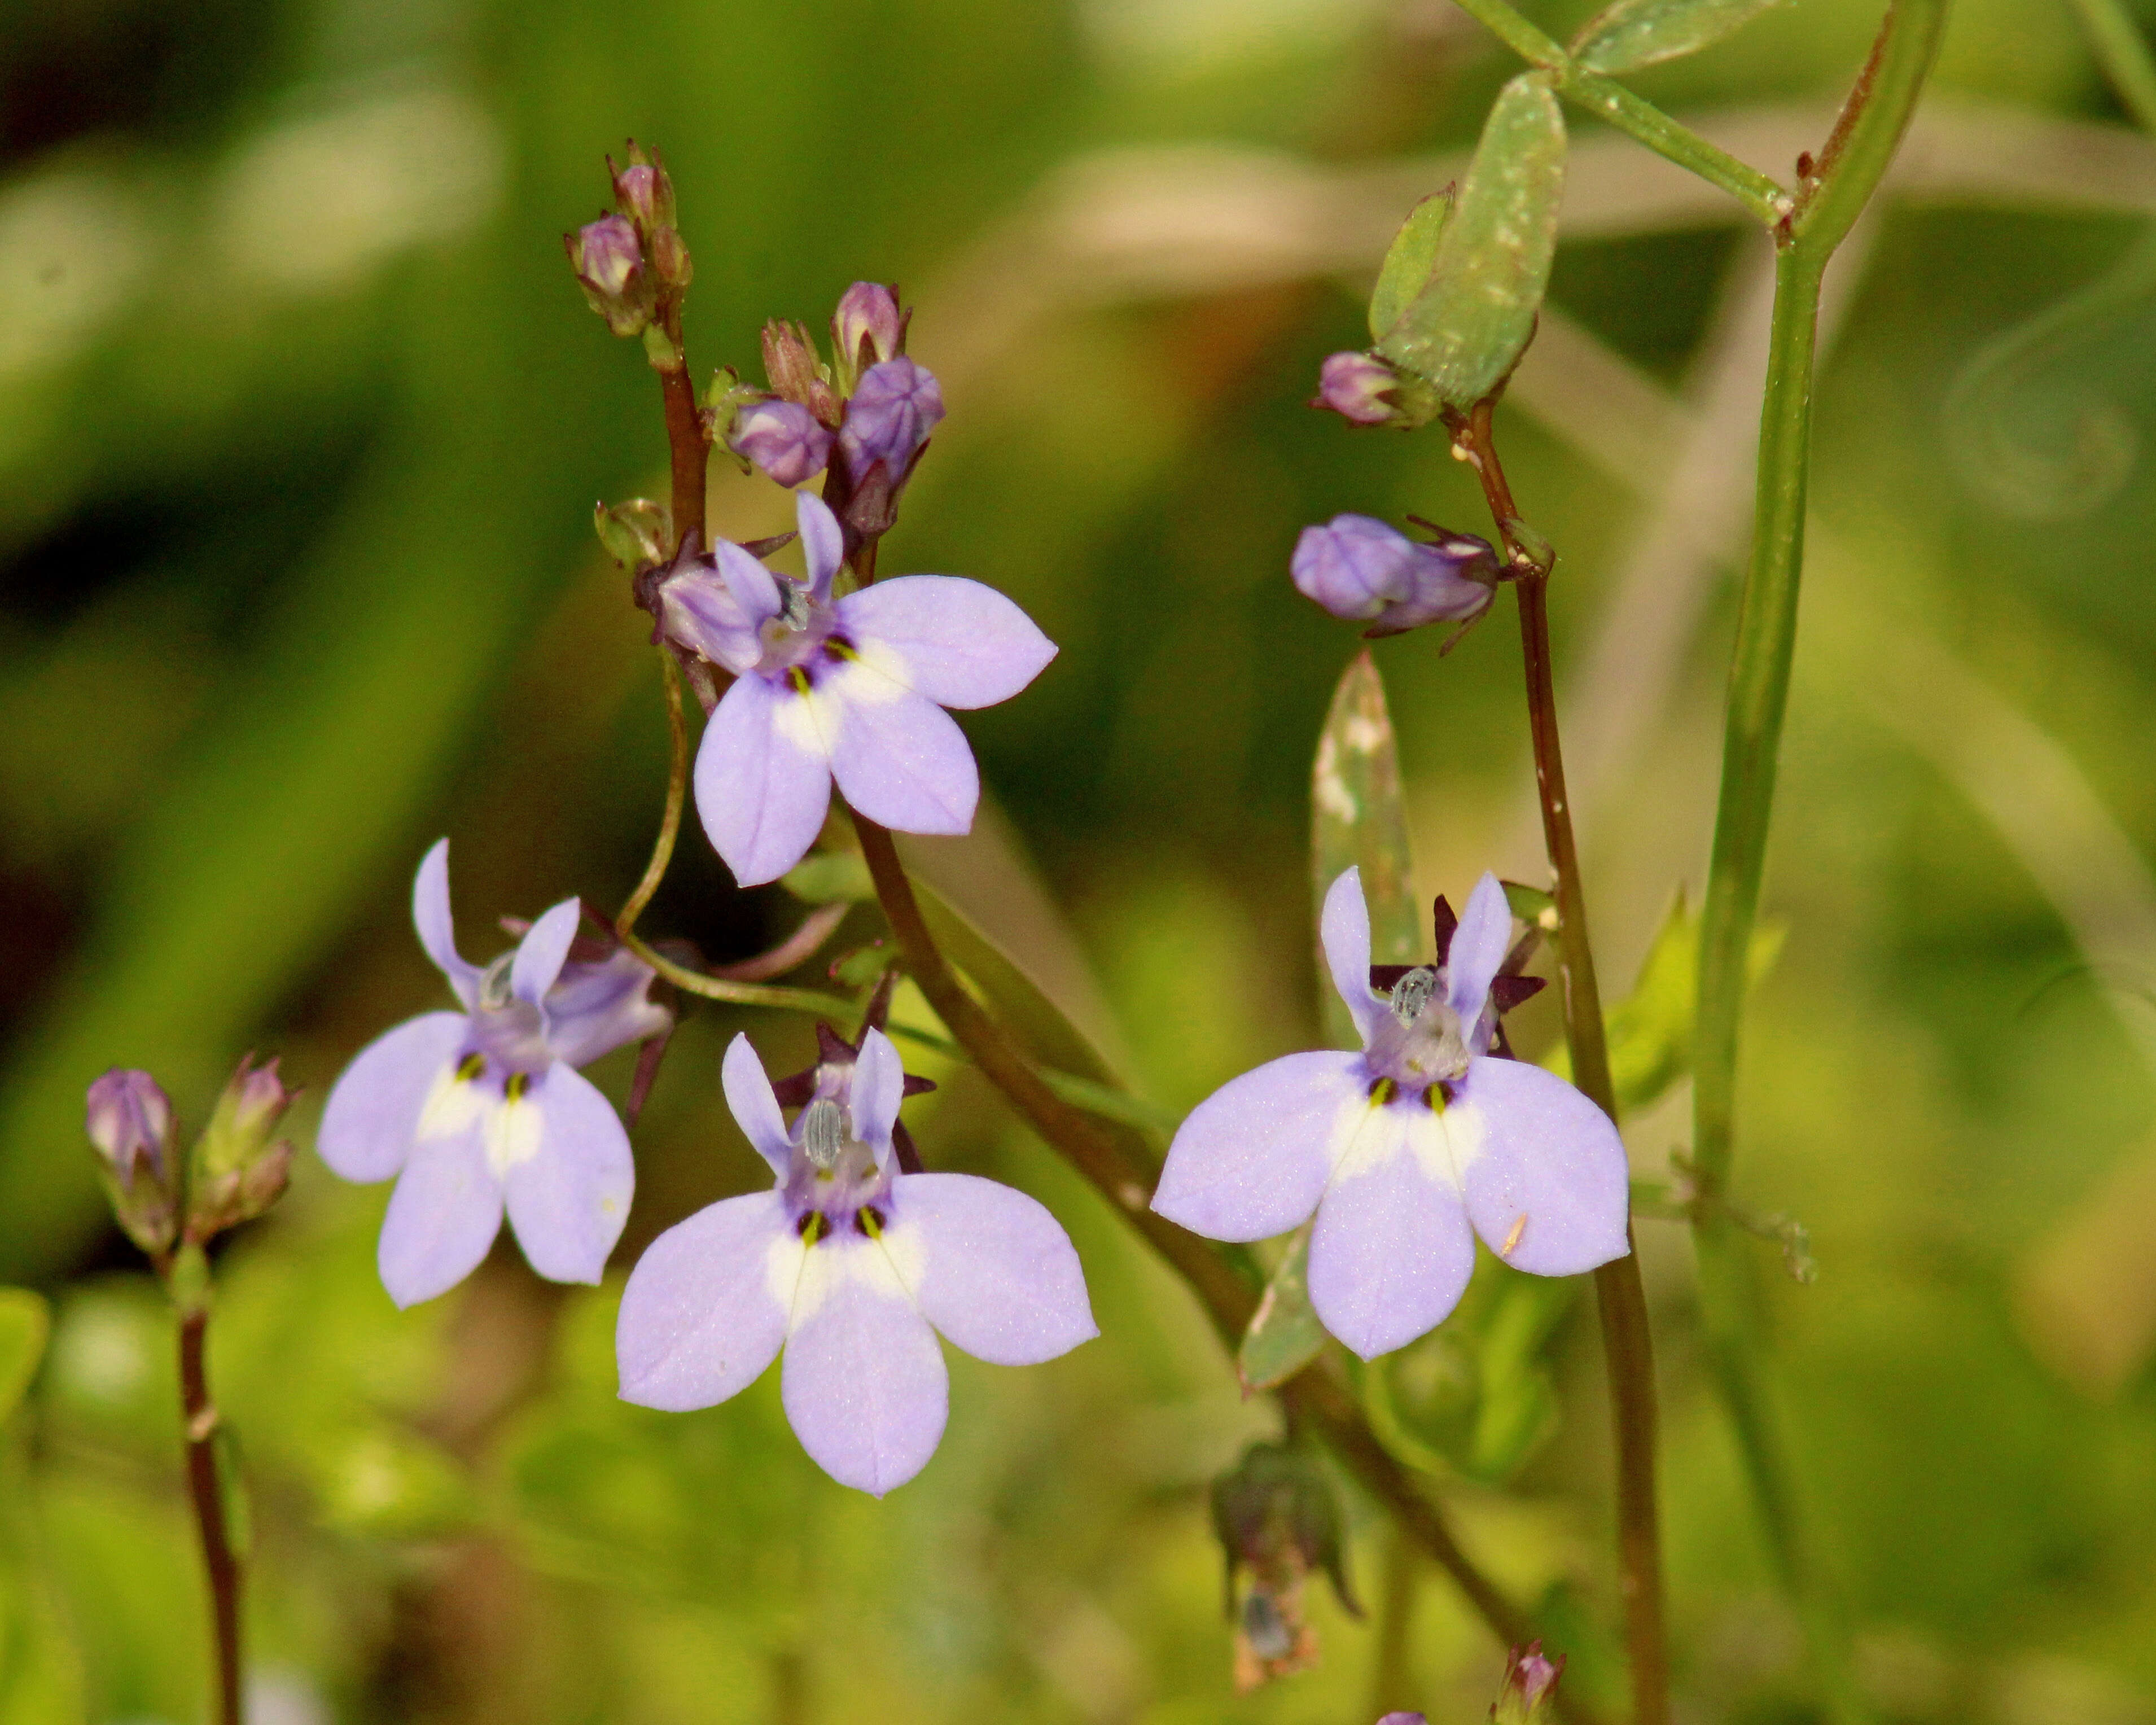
[
  {"xmin": 1444, "ymin": 0, "xmax": 1792, "ymax": 226},
  {"xmin": 1691, "ymin": 2, "xmax": 1947, "ymax": 1717}
]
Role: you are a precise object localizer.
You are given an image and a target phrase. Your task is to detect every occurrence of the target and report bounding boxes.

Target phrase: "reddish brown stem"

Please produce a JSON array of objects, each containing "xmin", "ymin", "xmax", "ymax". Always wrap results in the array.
[
  {"xmin": 179, "ymin": 1307, "xmax": 243, "ymax": 1725},
  {"xmin": 1453, "ymin": 397, "xmax": 1668, "ymax": 1725},
  {"xmin": 658, "ymin": 352, "xmax": 707, "ymax": 552}
]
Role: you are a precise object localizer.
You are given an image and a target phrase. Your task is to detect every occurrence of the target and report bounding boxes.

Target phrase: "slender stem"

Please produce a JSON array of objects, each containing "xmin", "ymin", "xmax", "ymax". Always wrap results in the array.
[
  {"xmin": 1688, "ymin": 4, "xmax": 1947, "ymax": 1717},
  {"xmin": 177, "ymin": 1301, "xmax": 242, "ymax": 1725},
  {"xmin": 1452, "ymin": 402, "xmax": 1667, "ymax": 1725},
  {"xmin": 2067, "ymin": 0, "xmax": 2156, "ymax": 132},
  {"xmin": 1367, "ymin": 1529, "xmax": 1421, "ymax": 1720},
  {"xmin": 851, "ymin": 812, "xmax": 1600, "ymax": 1715},
  {"xmin": 1445, "ymin": 0, "xmax": 1791, "ymax": 226},
  {"xmin": 616, "ymin": 650, "xmax": 690, "ymax": 944},
  {"xmin": 652, "ymin": 292, "xmax": 707, "ymax": 553},
  {"xmin": 619, "ymin": 931, "xmax": 858, "ymax": 1017}
]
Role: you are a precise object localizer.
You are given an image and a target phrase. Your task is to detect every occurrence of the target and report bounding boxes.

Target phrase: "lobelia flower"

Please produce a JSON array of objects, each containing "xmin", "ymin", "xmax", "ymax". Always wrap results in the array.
[
  {"xmin": 677, "ymin": 488, "xmax": 1056, "ymax": 887},
  {"xmin": 617, "ymin": 1027, "xmax": 1096, "ymax": 1495},
  {"xmin": 838, "ymin": 355, "xmax": 943, "ymax": 483},
  {"xmin": 1311, "ymin": 350, "xmax": 1437, "ymax": 430},
  {"xmin": 1152, "ymin": 868, "xmax": 1629, "ymax": 1359},
  {"xmin": 1292, "ymin": 514, "xmax": 1497, "ymax": 637},
  {"xmin": 318, "ymin": 840, "xmax": 670, "ymax": 1308}
]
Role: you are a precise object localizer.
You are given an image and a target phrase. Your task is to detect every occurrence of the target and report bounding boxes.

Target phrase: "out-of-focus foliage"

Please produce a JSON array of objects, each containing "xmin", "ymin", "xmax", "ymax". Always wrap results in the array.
[{"xmin": 6, "ymin": 0, "xmax": 2156, "ymax": 1719}]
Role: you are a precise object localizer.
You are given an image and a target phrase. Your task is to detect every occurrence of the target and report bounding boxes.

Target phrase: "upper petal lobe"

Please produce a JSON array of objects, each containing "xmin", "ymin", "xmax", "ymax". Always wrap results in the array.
[
  {"xmin": 834, "ymin": 576, "xmax": 1057, "ymax": 710},
  {"xmin": 1308, "ymin": 1105, "xmax": 1475, "ymax": 1359},
  {"xmin": 1320, "ymin": 868, "xmax": 1385, "ymax": 1045},
  {"xmin": 616, "ymin": 1189, "xmax": 792, "ymax": 1411},
  {"xmin": 1153, "ymin": 1051, "xmax": 1365, "ymax": 1242},
  {"xmin": 694, "ymin": 672, "xmax": 834, "ymax": 887},
  {"xmin": 318, "ymin": 1012, "xmax": 469, "ymax": 1183},
  {"xmin": 720, "ymin": 1032, "xmax": 794, "ymax": 1176},
  {"xmin": 501, "ymin": 1063, "xmax": 635, "ymax": 1285},
  {"xmin": 892, "ymin": 1172, "xmax": 1096, "ymax": 1365},
  {"xmin": 413, "ymin": 839, "xmax": 480, "ymax": 1008},
  {"xmin": 1454, "ymin": 1056, "xmax": 1630, "ymax": 1277},
  {"xmin": 1446, "ymin": 872, "xmax": 1513, "ymax": 1028},
  {"xmin": 781, "ymin": 1242, "xmax": 948, "ymax": 1495},
  {"xmin": 514, "ymin": 897, "xmax": 584, "ymax": 1009}
]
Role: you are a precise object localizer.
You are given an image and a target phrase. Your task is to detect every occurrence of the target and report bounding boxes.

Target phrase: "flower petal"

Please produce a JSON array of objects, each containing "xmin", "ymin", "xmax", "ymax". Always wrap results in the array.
[
  {"xmin": 1446, "ymin": 872, "xmax": 1513, "ymax": 1027},
  {"xmin": 1308, "ymin": 1107, "xmax": 1475, "ymax": 1359},
  {"xmin": 378, "ymin": 1126, "xmax": 503, "ymax": 1308},
  {"xmin": 318, "ymin": 1012, "xmax": 469, "ymax": 1182},
  {"xmin": 616, "ymin": 1190, "xmax": 792, "ymax": 1411},
  {"xmin": 797, "ymin": 491, "xmax": 844, "ymax": 603},
  {"xmin": 823, "ymin": 676, "xmax": 979, "ymax": 837},
  {"xmin": 500, "ymin": 1064, "xmax": 634, "ymax": 1285},
  {"xmin": 893, "ymin": 1172, "xmax": 1096, "ymax": 1365},
  {"xmin": 1153, "ymin": 1051, "xmax": 1365, "ymax": 1241},
  {"xmin": 834, "ymin": 576, "xmax": 1058, "ymax": 710},
  {"xmin": 715, "ymin": 540, "xmax": 783, "ymax": 627},
  {"xmin": 693, "ymin": 672, "xmax": 834, "ymax": 887},
  {"xmin": 850, "ymin": 1026, "xmax": 904, "ymax": 1153},
  {"xmin": 514, "ymin": 897, "xmax": 583, "ymax": 1009},
  {"xmin": 544, "ymin": 947, "xmax": 669, "ymax": 1068},
  {"xmin": 1454, "ymin": 1056, "xmax": 1631, "ymax": 1276},
  {"xmin": 721, "ymin": 1032, "xmax": 792, "ymax": 1176},
  {"xmin": 413, "ymin": 839, "xmax": 480, "ymax": 1008},
  {"xmin": 781, "ymin": 1241, "xmax": 948, "ymax": 1495},
  {"xmin": 1321, "ymin": 868, "xmax": 1386, "ymax": 1045}
]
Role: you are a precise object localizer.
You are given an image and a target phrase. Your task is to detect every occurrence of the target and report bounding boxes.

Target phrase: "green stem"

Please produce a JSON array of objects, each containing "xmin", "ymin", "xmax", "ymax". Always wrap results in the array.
[
  {"xmin": 2064, "ymin": 0, "xmax": 2156, "ymax": 134},
  {"xmin": 615, "ymin": 649, "xmax": 689, "ymax": 944},
  {"xmin": 1691, "ymin": 3, "xmax": 1947, "ymax": 1718},
  {"xmin": 1445, "ymin": 0, "xmax": 1792, "ymax": 226}
]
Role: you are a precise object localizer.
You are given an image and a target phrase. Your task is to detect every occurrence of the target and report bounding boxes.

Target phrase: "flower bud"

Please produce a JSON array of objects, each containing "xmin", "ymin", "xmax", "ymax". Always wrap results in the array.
[
  {"xmin": 609, "ymin": 146, "xmax": 677, "ymax": 234},
  {"xmin": 1491, "ymin": 1644, "xmax": 1563, "ymax": 1725},
  {"xmin": 187, "ymin": 1054, "xmax": 296, "ymax": 1242},
  {"xmin": 831, "ymin": 282, "xmax": 908, "ymax": 386},
  {"xmin": 595, "ymin": 498, "xmax": 672, "ymax": 571},
  {"xmin": 1291, "ymin": 514, "xmax": 1497, "ymax": 636},
  {"xmin": 837, "ymin": 356, "xmax": 944, "ymax": 483},
  {"xmin": 1312, "ymin": 350, "xmax": 1438, "ymax": 430},
  {"xmin": 1211, "ymin": 1441, "xmax": 1359, "ymax": 1690},
  {"xmin": 86, "ymin": 1069, "xmax": 180, "ymax": 1256},
  {"xmin": 566, "ymin": 214, "xmax": 654, "ymax": 338},
  {"xmin": 730, "ymin": 399, "xmax": 833, "ymax": 488},
  {"xmin": 647, "ymin": 223, "xmax": 692, "ymax": 292},
  {"xmin": 762, "ymin": 319, "xmax": 825, "ymax": 406}
]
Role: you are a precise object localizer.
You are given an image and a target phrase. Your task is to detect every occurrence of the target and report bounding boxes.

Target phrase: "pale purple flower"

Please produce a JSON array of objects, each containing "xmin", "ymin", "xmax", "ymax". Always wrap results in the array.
[
  {"xmin": 1152, "ymin": 868, "xmax": 1629, "ymax": 1360},
  {"xmin": 730, "ymin": 399, "xmax": 832, "ymax": 488},
  {"xmin": 1292, "ymin": 514, "xmax": 1497, "ymax": 636},
  {"xmin": 687, "ymin": 489, "xmax": 1056, "ymax": 886},
  {"xmin": 318, "ymin": 841, "xmax": 669, "ymax": 1308},
  {"xmin": 566, "ymin": 213, "xmax": 652, "ymax": 337},
  {"xmin": 838, "ymin": 356, "xmax": 944, "ymax": 480},
  {"xmin": 832, "ymin": 281, "xmax": 907, "ymax": 373},
  {"xmin": 86, "ymin": 1069, "xmax": 174, "ymax": 1190},
  {"xmin": 617, "ymin": 1028, "xmax": 1095, "ymax": 1495}
]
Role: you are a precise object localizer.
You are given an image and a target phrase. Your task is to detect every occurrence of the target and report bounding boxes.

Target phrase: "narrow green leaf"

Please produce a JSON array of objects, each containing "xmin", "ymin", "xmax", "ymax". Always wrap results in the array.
[
  {"xmin": 0, "ymin": 1289, "xmax": 50, "ymax": 1422},
  {"xmin": 1377, "ymin": 73, "xmax": 1566, "ymax": 410},
  {"xmin": 782, "ymin": 851, "xmax": 876, "ymax": 903},
  {"xmin": 1312, "ymin": 651, "xmax": 1421, "ymax": 1050},
  {"xmin": 1366, "ymin": 190, "xmax": 1453, "ymax": 344},
  {"xmin": 1572, "ymin": 0, "xmax": 1789, "ymax": 73},
  {"xmin": 1238, "ymin": 1224, "xmax": 1326, "ymax": 1391}
]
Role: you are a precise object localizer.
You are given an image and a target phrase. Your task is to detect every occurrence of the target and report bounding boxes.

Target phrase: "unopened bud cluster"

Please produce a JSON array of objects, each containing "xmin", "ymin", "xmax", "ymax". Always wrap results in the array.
[
  {"xmin": 566, "ymin": 143, "xmax": 690, "ymax": 340},
  {"xmin": 85, "ymin": 1055, "xmax": 296, "ymax": 1259}
]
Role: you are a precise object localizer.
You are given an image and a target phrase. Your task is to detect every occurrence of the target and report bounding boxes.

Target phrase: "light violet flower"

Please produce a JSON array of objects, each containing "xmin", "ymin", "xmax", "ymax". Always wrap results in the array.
[
  {"xmin": 616, "ymin": 1028, "xmax": 1095, "ymax": 1496},
  {"xmin": 686, "ymin": 489, "xmax": 1055, "ymax": 887},
  {"xmin": 318, "ymin": 841, "xmax": 668, "ymax": 1308},
  {"xmin": 729, "ymin": 398, "xmax": 831, "ymax": 488},
  {"xmin": 838, "ymin": 355, "xmax": 943, "ymax": 481},
  {"xmin": 1152, "ymin": 868, "xmax": 1629, "ymax": 1360},
  {"xmin": 1292, "ymin": 514, "xmax": 1497, "ymax": 637}
]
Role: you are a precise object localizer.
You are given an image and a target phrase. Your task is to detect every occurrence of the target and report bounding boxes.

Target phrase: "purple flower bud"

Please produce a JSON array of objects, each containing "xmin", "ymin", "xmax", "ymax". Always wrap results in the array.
[
  {"xmin": 730, "ymin": 399, "xmax": 832, "ymax": 488},
  {"xmin": 838, "ymin": 356, "xmax": 944, "ymax": 481},
  {"xmin": 188, "ymin": 1054, "xmax": 297, "ymax": 1241},
  {"xmin": 610, "ymin": 150, "xmax": 676, "ymax": 233},
  {"xmin": 566, "ymin": 214, "xmax": 654, "ymax": 338},
  {"xmin": 1312, "ymin": 350, "xmax": 1438, "ymax": 429},
  {"xmin": 1492, "ymin": 1643, "xmax": 1564, "ymax": 1725},
  {"xmin": 832, "ymin": 282, "xmax": 908, "ymax": 376},
  {"xmin": 1291, "ymin": 514, "xmax": 1496, "ymax": 635},
  {"xmin": 86, "ymin": 1070, "xmax": 173, "ymax": 1190}
]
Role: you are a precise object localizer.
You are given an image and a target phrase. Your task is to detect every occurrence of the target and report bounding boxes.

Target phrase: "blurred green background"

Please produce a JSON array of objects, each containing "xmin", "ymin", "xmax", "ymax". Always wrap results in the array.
[{"xmin": 6, "ymin": 0, "xmax": 2156, "ymax": 1719}]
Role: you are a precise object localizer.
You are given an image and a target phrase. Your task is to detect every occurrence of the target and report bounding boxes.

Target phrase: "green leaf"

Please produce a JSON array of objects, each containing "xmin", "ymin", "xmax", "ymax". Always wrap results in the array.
[
  {"xmin": 1571, "ymin": 0, "xmax": 1788, "ymax": 73},
  {"xmin": 1545, "ymin": 892, "xmax": 1784, "ymax": 1113},
  {"xmin": 1377, "ymin": 72, "xmax": 1566, "ymax": 410},
  {"xmin": 0, "ymin": 1290, "xmax": 48, "ymax": 1424},
  {"xmin": 1366, "ymin": 190, "xmax": 1453, "ymax": 344},
  {"xmin": 1238, "ymin": 1225, "xmax": 1326, "ymax": 1391},
  {"xmin": 1312, "ymin": 651, "xmax": 1421, "ymax": 1049},
  {"xmin": 782, "ymin": 850, "xmax": 876, "ymax": 904}
]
